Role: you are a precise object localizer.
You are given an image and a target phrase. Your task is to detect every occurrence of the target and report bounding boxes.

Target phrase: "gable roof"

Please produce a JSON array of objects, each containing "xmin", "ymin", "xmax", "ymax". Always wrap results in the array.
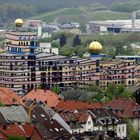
[
  {"xmin": 0, "ymin": 105, "xmax": 29, "ymax": 124},
  {"xmin": 36, "ymin": 119, "xmax": 70, "ymax": 139},
  {"xmin": 55, "ymin": 100, "xmax": 103, "ymax": 111},
  {"xmin": 0, "ymin": 124, "xmax": 39, "ymax": 139},
  {"xmin": 22, "ymin": 89, "xmax": 61, "ymax": 107},
  {"xmin": 0, "ymin": 124, "xmax": 27, "ymax": 138},
  {"xmin": 0, "ymin": 87, "xmax": 21, "ymax": 105},
  {"xmin": 105, "ymin": 97, "xmax": 140, "ymax": 118}
]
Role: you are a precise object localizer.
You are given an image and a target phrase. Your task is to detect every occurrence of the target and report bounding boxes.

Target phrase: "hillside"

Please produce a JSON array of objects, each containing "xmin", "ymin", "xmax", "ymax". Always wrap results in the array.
[
  {"xmin": 32, "ymin": 8, "xmax": 131, "ymax": 24},
  {"xmin": 0, "ymin": 0, "xmax": 140, "ymax": 24}
]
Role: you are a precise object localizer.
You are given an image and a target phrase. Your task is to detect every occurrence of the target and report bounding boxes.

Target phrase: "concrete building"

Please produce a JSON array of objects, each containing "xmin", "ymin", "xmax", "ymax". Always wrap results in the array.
[
  {"xmin": 89, "ymin": 19, "xmax": 140, "ymax": 34},
  {"xmin": 36, "ymin": 42, "xmax": 59, "ymax": 54}
]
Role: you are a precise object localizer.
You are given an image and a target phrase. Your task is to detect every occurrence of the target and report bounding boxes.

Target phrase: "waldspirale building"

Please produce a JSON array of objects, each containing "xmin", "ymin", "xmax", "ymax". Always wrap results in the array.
[
  {"xmin": 0, "ymin": 19, "xmax": 99, "ymax": 94},
  {"xmin": 0, "ymin": 19, "xmax": 140, "ymax": 94},
  {"xmin": 0, "ymin": 31, "xmax": 99, "ymax": 94}
]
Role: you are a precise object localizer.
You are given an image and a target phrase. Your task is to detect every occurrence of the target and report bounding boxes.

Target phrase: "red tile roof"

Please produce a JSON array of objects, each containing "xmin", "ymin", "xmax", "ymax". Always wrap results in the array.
[
  {"xmin": 0, "ymin": 124, "xmax": 27, "ymax": 138},
  {"xmin": 104, "ymin": 97, "xmax": 140, "ymax": 118},
  {"xmin": 22, "ymin": 89, "xmax": 61, "ymax": 107},
  {"xmin": 22, "ymin": 124, "xmax": 35, "ymax": 137},
  {"xmin": 0, "ymin": 133, "xmax": 6, "ymax": 140},
  {"xmin": 75, "ymin": 113, "xmax": 89, "ymax": 124},
  {"xmin": 0, "ymin": 87, "xmax": 21, "ymax": 105},
  {"xmin": 0, "ymin": 124, "xmax": 37, "ymax": 138},
  {"xmin": 55, "ymin": 100, "xmax": 103, "ymax": 111}
]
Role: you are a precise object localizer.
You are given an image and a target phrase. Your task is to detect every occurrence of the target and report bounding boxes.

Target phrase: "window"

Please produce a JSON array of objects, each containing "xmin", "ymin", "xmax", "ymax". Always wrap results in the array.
[
  {"xmin": 122, "ymin": 126, "xmax": 124, "ymax": 132},
  {"xmin": 88, "ymin": 121, "xmax": 91, "ymax": 125},
  {"xmin": 128, "ymin": 81, "xmax": 131, "ymax": 85},
  {"xmin": 119, "ymin": 127, "xmax": 121, "ymax": 133}
]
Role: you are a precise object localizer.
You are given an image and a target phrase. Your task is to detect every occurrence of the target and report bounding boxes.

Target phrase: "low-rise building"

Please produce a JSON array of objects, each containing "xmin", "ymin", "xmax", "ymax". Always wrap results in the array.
[
  {"xmin": 105, "ymin": 97, "xmax": 140, "ymax": 131},
  {"xmin": 36, "ymin": 42, "xmax": 59, "ymax": 54},
  {"xmin": 88, "ymin": 109, "xmax": 127, "ymax": 139}
]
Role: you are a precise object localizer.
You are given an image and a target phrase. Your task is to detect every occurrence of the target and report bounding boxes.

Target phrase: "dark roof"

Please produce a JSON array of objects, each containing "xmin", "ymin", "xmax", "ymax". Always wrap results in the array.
[{"xmin": 36, "ymin": 119, "xmax": 71, "ymax": 139}]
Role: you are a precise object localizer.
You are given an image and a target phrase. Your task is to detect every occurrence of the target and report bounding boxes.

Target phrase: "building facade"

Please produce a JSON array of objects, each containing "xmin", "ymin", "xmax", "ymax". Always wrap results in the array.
[{"xmin": 1, "ymin": 29, "xmax": 140, "ymax": 94}]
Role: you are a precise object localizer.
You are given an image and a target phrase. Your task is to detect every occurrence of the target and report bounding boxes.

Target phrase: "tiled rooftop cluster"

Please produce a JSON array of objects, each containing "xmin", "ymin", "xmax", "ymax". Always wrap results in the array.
[{"xmin": 0, "ymin": 87, "xmax": 135, "ymax": 139}]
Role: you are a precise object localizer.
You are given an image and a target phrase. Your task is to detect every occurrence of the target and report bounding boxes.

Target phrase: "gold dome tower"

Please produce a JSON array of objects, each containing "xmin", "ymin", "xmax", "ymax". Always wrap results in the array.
[
  {"xmin": 15, "ymin": 19, "xmax": 23, "ymax": 27},
  {"xmin": 88, "ymin": 41, "xmax": 103, "ymax": 54}
]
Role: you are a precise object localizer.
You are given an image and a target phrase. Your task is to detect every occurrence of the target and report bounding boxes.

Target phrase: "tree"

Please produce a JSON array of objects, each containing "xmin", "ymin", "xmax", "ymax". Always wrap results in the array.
[
  {"xmin": 85, "ymin": 83, "xmax": 101, "ymax": 93},
  {"xmin": 60, "ymin": 34, "xmax": 67, "ymax": 47},
  {"xmin": 72, "ymin": 35, "xmax": 81, "ymax": 47},
  {"xmin": 62, "ymin": 89, "xmax": 89, "ymax": 101},
  {"xmin": 51, "ymin": 86, "xmax": 61, "ymax": 94},
  {"xmin": 8, "ymin": 137, "xmax": 26, "ymax": 140},
  {"xmin": 125, "ymin": 119, "xmax": 139, "ymax": 140},
  {"xmin": 105, "ymin": 83, "xmax": 126, "ymax": 99},
  {"xmin": 79, "ymin": 24, "xmax": 87, "ymax": 33}
]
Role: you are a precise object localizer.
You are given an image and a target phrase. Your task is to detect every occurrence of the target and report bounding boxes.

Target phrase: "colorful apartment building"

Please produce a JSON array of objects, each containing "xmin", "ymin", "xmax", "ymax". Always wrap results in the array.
[
  {"xmin": 99, "ymin": 60, "xmax": 140, "ymax": 89},
  {"xmin": 0, "ymin": 20, "xmax": 98, "ymax": 94},
  {"xmin": 0, "ymin": 19, "xmax": 140, "ymax": 94}
]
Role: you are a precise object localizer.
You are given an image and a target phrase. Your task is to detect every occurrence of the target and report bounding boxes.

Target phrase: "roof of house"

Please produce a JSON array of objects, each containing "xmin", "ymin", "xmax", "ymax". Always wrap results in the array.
[
  {"xmin": 36, "ymin": 119, "xmax": 70, "ymax": 139},
  {"xmin": 104, "ymin": 97, "xmax": 140, "ymax": 118},
  {"xmin": 0, "ymin": 87, "xmax": 21, "ymax": 105},
  {"xmin": 0, "ymin": 124, "xmax": 27, "ymax": 138},
  {"xmin": 22, "ymin": 124, "xmax": 35, "ymax": 137},
  {"xmin": 0, "ymin": 124, "xmax": 38, "ymax": 138},
  {"xmin": 55, "ymin": 100, "xmax": 103, "ymax": 111},
  {"xmin": 0, "ymin": 133, "xmax": 6, "ymax": 140},
  {"xmin": 61, "ymin": 111, "xmax": 89, "ymax": 124},
  {"xmin": 0, "ymin": 105, "xmax": 29, "ymax": 124},
  {"xmin": 22, "ymin": 89, "xmax": 61, "ymax": 107}
]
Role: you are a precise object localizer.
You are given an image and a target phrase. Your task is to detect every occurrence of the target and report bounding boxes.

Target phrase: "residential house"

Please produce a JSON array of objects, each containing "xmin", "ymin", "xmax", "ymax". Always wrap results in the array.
[
  {"xmin": 88, "ymin": 109, "xmax": 127, "ymax": 139},
  {"xmin": 58, "ymin": 111, "xmax": 93, "ymax": 134},
  {"xmin": 25, "ymin": 101, "xmax": 72, "ymax": 139},
  {"xmin": 22, "ymin": 89, "xmax": 61, "ymax": 107},
  {"xmin": 105, "ymin": 97, "xmax": 140, "ymax": 131}
]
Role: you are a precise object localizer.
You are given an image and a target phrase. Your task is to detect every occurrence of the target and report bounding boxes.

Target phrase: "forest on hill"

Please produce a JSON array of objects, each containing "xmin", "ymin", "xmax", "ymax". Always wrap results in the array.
[{"xmin": 0, "ymin": 0, "xmax": 140, "ymax": 22}]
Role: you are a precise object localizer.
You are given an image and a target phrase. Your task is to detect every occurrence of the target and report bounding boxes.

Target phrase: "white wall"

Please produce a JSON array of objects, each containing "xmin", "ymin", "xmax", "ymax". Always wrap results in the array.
[
  {"xmin": 85, "ymin": 115, "xmax": 94, "ymax": 131},
  {"xmin": 117, "ymin": 123, "xmax": 127, "ymax": 139}
]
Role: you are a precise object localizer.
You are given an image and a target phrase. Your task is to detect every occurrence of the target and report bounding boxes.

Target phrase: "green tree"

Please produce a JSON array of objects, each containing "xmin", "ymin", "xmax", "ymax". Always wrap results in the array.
[
  {"xmin": 0, "ymin": 102, "xmax": 4, "ymax": 107},
  {"xmin": 60, "ymin": 34, "xmax": 67, "ymax": 47},
  {"xmin": 85, "ymin": 83, "xmax": 101, "ymax": 92},
  {"xmin": 79, "ymin": 23, "xmax": 87, "ymax": 33},
  {"xmin": 106, "ymin": 83, "xmax": 126, "ymax": 99},
  {"xmin": 8, "ymin": 137, "xmax": 26, "ymax": 140},
  {"xmin": 73, "ymin": 35, "xmax": 81, "ymax": 47},
  {"xmin": 125, "ymin": 119, "xmax": 139, "ymax": 140},
  {"xmin": 51, "ymin": 86, "xmax": 61, "ymax": 94}
]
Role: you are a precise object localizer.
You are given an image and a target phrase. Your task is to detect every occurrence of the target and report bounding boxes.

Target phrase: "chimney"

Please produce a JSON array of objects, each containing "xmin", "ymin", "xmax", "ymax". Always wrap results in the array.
[
  {"xmin": 132, "ymin": 12, "xmax": 136, "ymax": 29},
  {"xmin": 45, "ymin": 100, "xmax": 47, "ymax": 105},
  {"xmin": 35, "ymin": 85, "xmax": 37, "ymax": 91}
]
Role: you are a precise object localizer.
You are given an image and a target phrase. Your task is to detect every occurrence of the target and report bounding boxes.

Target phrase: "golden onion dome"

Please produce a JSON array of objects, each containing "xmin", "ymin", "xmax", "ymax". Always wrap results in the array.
[
  {"xmin": 88, "ymin": 41, "xmax": 103, "ymax": 54},
  {"xmin": 15, "ymin": 19, "xmax": 23, "ymax": 27}
]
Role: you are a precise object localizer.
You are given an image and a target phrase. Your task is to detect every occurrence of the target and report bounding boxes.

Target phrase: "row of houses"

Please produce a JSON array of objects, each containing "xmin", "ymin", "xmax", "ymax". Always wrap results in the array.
[{"xmin": 0, "ymin": 87, "xmax": 140, "ymax": 139}]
